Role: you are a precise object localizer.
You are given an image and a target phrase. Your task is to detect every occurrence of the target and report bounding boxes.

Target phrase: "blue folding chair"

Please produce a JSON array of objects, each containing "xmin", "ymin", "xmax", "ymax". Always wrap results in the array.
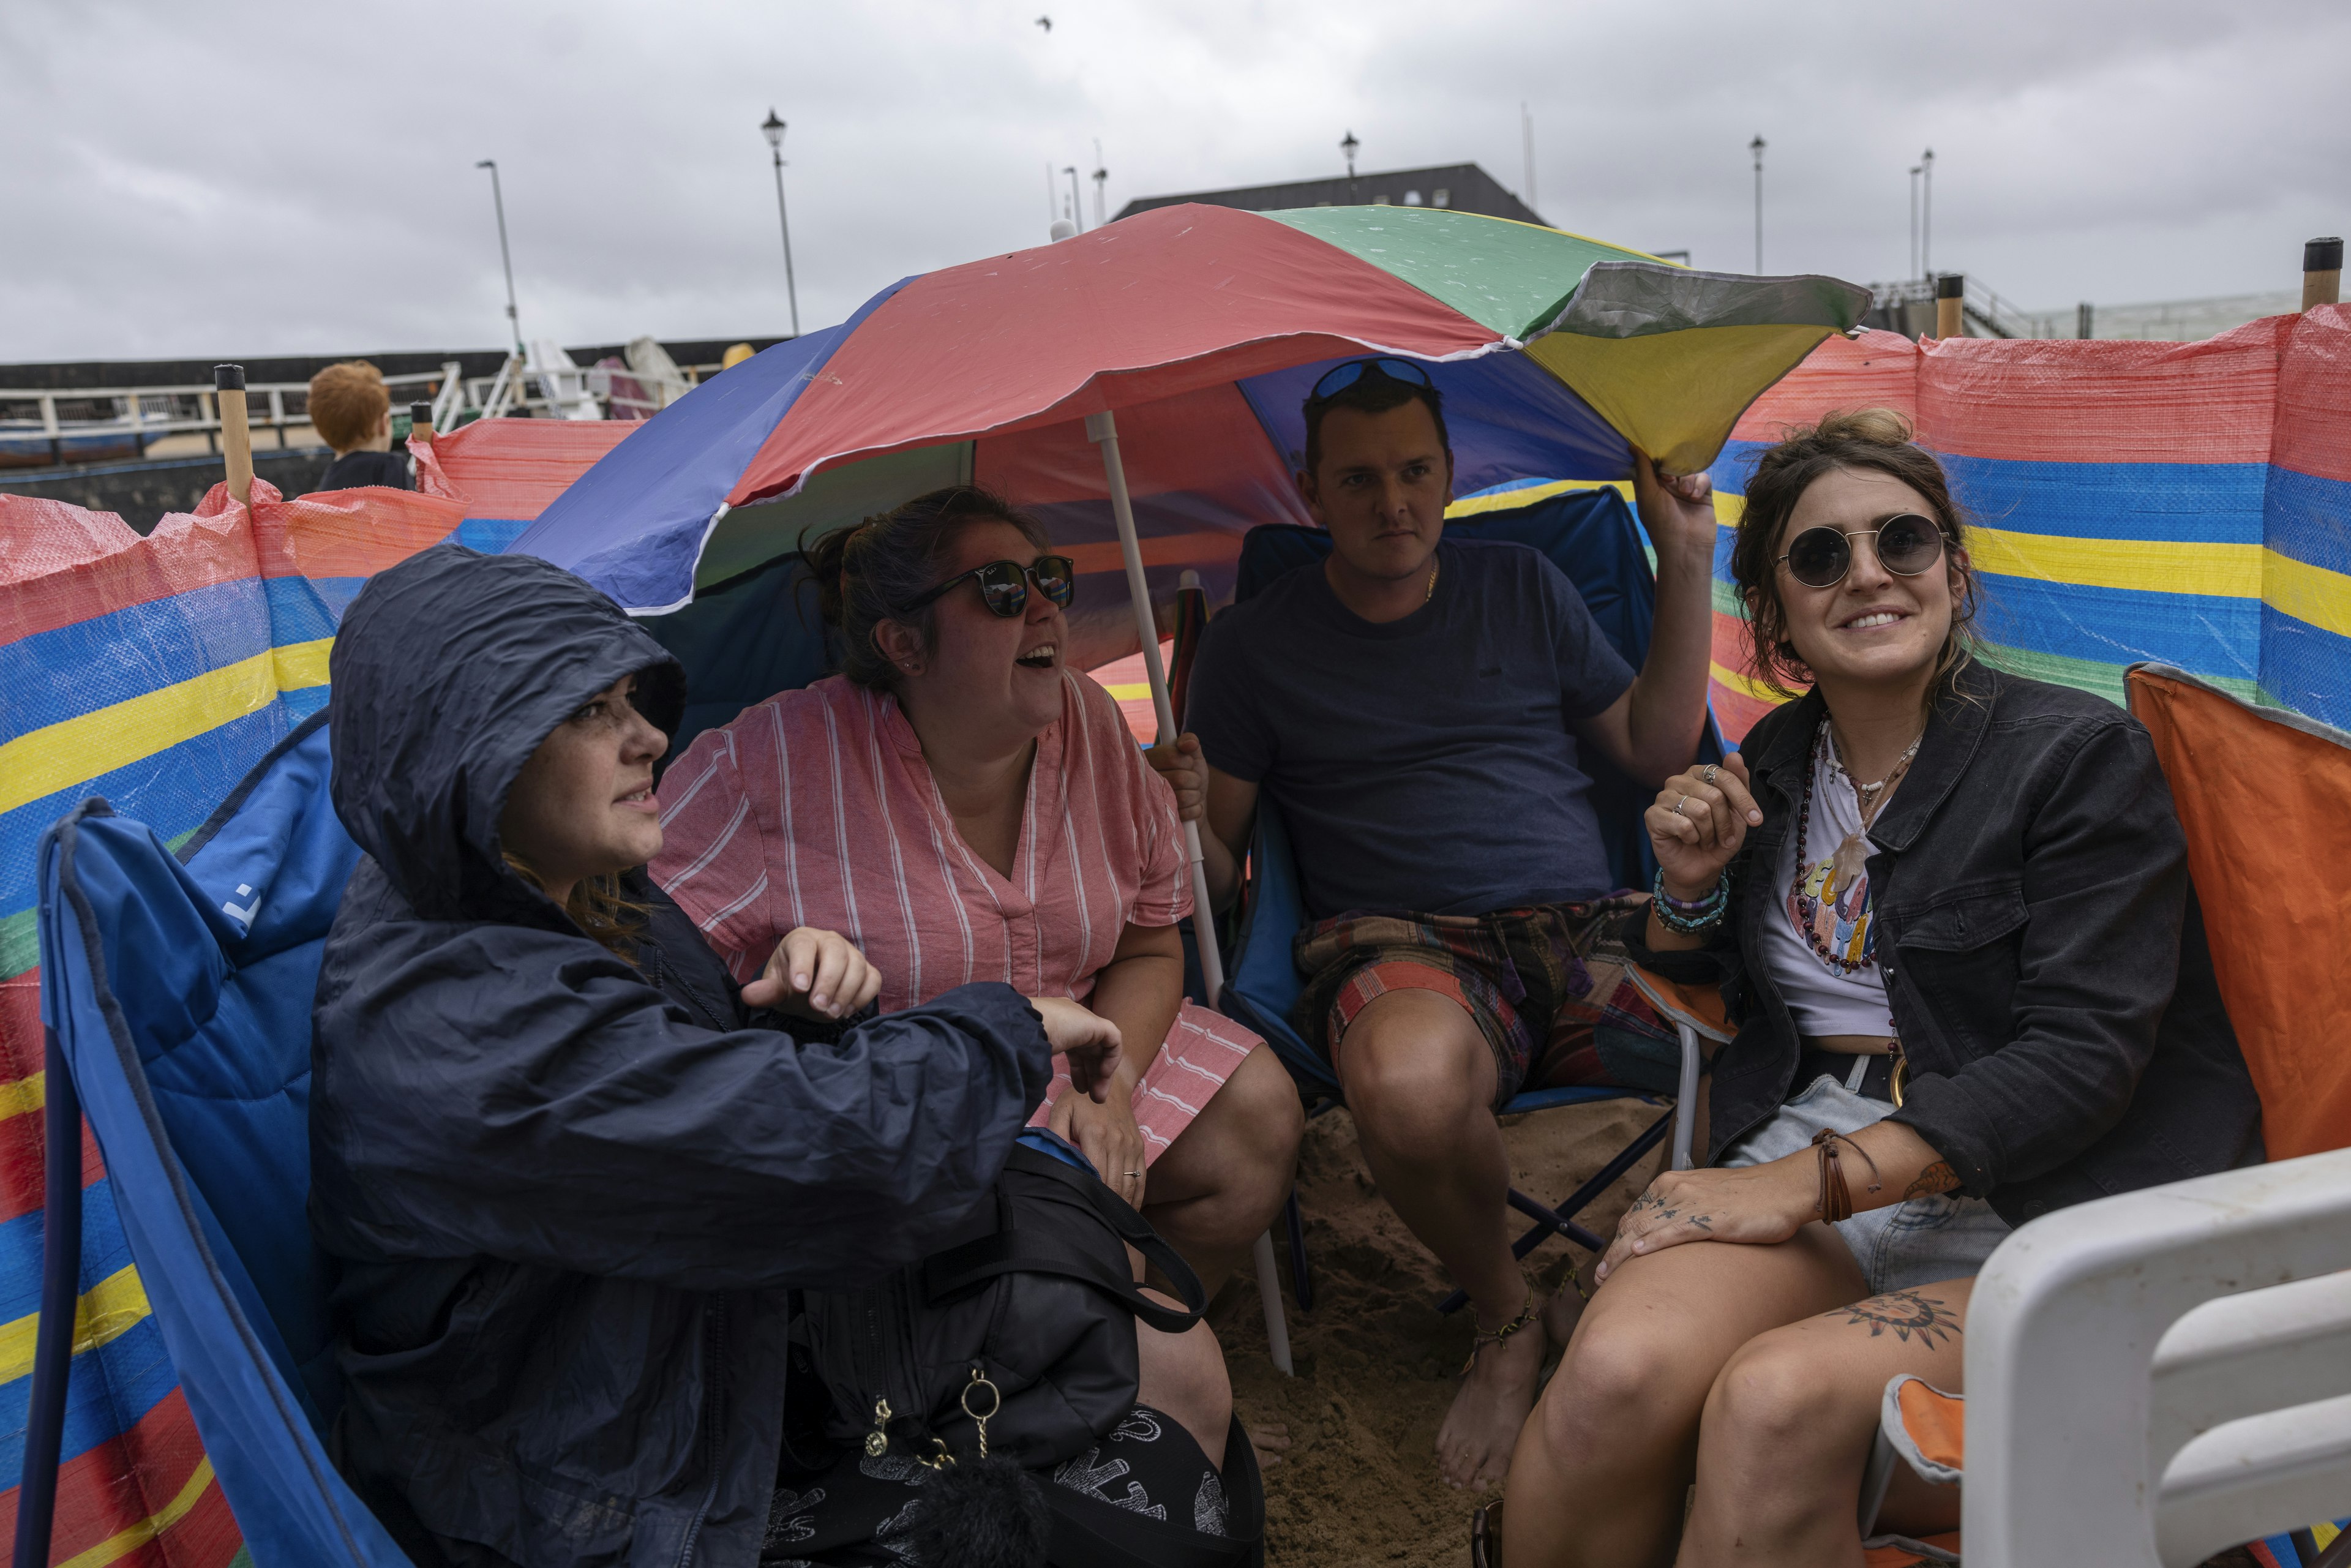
[
  {"xmin": 26, "ymin": 712, "xmax": 413, "ymax": 1566},
  {"xmin": 1212, "ymin": 489, "xmax": 1724, "ymax": 1315}
]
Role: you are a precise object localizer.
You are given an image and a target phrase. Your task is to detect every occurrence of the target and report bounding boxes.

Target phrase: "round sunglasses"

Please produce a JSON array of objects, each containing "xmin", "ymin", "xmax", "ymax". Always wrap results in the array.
[
  {"xmin": 895, "ymin": 555, "xmax": 1077, "ymax": 618},
  {"xmin": 1777, "ymin": 514, "xmax": 1947, "ymax": 589}
]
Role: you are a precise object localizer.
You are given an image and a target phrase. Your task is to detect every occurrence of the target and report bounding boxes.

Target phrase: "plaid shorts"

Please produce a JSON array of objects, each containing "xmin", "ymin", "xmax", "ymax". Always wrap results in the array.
[{"xmin": 1292, "ymin": 895, "xmax": 1673, "ymax": 1110}]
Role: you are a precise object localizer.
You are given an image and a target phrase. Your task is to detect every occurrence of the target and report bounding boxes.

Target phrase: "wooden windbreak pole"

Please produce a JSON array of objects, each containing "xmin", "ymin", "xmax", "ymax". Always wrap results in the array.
[
  {"xmin": 410, "ymin": 400, "xmax": 435, "ymax": 443},
  {"xmin": 2304, "ymin": 237, "xmax": 2344, "ymax": 312},
  {"xmin": 214, "ymin": 364, "xmax": 253, "ymax": 509},
  {"xmin": 1935, "ymin": 274, "xmax": 1964, "ymax": 340}
]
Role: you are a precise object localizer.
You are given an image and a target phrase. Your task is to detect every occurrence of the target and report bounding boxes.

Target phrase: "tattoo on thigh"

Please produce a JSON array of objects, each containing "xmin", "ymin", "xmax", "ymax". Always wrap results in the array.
[
  {"xmin": 1837, "ymin": 1290, "xmax": 1960, "ymax": 1348},
  {"xmin": 1903, "ymin": 1162, "xmax": 1960, "ymax": 1199}
]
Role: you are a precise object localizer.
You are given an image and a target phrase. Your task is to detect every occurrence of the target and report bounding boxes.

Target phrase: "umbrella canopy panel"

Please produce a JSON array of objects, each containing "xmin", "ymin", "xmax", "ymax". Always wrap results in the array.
[{"xmin": 516, "ymin": 203, "xmax": 1868, "ymax": 647}]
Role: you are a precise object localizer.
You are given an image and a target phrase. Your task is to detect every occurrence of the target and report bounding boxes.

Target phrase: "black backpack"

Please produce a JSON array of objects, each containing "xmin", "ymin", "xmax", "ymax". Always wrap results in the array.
[{"xmin": 799, "ymin": 1142, "xmax": 1264, "ymax": 1567}]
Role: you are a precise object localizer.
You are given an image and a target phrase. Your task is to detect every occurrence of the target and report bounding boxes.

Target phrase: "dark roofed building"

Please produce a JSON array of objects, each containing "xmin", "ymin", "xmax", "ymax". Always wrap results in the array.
[{"xmin": 1116, "ymin": 163, "xmax": 1543, "ymax": 226}]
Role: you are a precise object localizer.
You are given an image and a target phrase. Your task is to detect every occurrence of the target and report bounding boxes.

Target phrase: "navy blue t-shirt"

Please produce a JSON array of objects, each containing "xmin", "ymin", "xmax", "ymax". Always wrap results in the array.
[{"xmin": 1185, "ymin": 538, "xmax": 1636, "ymax": 921}]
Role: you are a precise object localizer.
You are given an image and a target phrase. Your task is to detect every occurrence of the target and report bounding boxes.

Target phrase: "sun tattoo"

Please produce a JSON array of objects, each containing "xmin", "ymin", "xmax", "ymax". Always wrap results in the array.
[{"xmin": 1837, "ymin": 1290, "xmax": 1962, "ymax": 1348}]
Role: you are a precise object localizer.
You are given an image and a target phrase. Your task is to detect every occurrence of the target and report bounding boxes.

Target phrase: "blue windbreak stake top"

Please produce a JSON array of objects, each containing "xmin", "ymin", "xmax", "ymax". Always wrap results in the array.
[{"xmin": 310, "ymin": 543, "xmax": 1053, "ymax": 1567}]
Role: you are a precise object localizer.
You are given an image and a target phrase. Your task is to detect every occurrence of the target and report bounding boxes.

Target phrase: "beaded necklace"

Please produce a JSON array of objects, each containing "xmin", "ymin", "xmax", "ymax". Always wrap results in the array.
[{"xmin": 1788, "ymin": 719, "xmax": 1922, "ymax": 974}]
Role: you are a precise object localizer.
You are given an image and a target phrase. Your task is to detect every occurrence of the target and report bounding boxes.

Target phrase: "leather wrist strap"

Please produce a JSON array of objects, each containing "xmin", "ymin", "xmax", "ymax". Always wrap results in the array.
[{"xmin": 1812, "ymin": 1129, "xmax": 1884, "ymax": 1222}]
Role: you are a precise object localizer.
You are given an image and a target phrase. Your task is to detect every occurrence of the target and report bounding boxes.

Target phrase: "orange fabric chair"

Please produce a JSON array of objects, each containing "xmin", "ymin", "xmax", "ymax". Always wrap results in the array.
[{"xmin": 1860, "ymin": 664, "xmax": 2351, "ymax": 1560}]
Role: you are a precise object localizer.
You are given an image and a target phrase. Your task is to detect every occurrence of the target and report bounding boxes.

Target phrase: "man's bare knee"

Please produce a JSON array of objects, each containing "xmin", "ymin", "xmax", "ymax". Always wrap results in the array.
[{"xmin": 1338, "ymin": 992, "xmax": 1491, "ymax": 1142}]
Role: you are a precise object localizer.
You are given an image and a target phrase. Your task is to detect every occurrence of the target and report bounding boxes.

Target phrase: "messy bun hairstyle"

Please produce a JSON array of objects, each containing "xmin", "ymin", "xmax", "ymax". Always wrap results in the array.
[
  {"xmin": 1728, "ymin": 408, "xmax": 1983, "ymax": 699},
  {"xmin": 803, "ymin": 485, "xmax": 1050, "ymax": 691}
]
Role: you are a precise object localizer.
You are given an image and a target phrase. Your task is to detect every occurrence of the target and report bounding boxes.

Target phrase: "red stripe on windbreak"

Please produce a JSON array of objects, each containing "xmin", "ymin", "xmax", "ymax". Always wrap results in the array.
[
  {"xmin": 732, "ymin": 204, "xmax": 1501, "ymax": 505},
  {"xmin": 0, "ymin": 1387, "xmax": 222, "ymax": 1562},
  {"xmin": 1917, "ymin": 321, "xmax": 2288, "ymax": 466},
  {"xmin": 2276, "ymin": 304, "xmax": 2351, "ymax": 484},
  {"xmin": 0, "ymin": 969, "xmax": 109, "ymax": 1227},
  {"xmin": 0, "ymin": 507, "xmax": 261, "ymax": 648},
  {"xmin": 247, "ymin": 488, "xmax": 469, "ymax": 585}
]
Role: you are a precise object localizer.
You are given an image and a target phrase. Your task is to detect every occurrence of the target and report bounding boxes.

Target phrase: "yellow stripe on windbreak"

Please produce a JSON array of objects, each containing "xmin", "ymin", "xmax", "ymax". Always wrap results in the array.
[
  {"xmin": 57, "ymin": 1457, "xmax": 214, "ymax": 1568},
  {"xmin": 1104, "ymin": 683, "xmax": 1151, "ymax": 702},
  {"xmin": 0, "ymin": 637, "xmax": 332, "ymax": 816},
  {"xmin": 2267, "ymin": 549, "xmax": 2351, "ymax": 639},
  {"xmin": 0, "ymin": 1262, "xmax": 154, "ymax": 1386},
  {"xmin": 0, "ymin": 1071, "xmax": 43, "ymax": 1122},
  {"xmin": 1710, "ymin": 661, "xmax": 1789, "ymax": 705},
  {"xmin": 1965, "ymin": 527, "xmax": 2263, "ymax": 599}
]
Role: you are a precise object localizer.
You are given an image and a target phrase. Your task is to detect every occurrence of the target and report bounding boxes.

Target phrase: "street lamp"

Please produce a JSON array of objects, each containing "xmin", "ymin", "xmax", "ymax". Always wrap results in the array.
[
  {"xmin": 1063, "ymin": 165, "xmax": 1084, "ymax": 233},
  {"xmin": 1749, "ymin": 135, "xmax": 1766, "ymax": 274},
  {"xmin": 474, "ymin": 159, "xmax": 522, "ymax": 354},
  {"xmin": 1091, "ymin": 139, "xmax": 1108, "ymax": 228},
  {"xmin": 760, "ymin": 108, "xmax": 801, "ymax": 337},
  {"xmin": 1909, "ymin": 163, "xmax": 1924, "ymax": 280},
  {"xmin": 1921, "ymin": 146, "xmax": 1935, "ymax": 280},
  {"xmin": 1341, "ymin": 130, "xmax": 1359, "ymax": 202}
]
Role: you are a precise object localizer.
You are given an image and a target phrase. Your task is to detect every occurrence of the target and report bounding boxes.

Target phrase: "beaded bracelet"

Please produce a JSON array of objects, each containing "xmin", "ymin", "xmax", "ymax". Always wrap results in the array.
[{"xmin": 1650, "ymin": 867, "xmax": 1730, "ymax": 934}]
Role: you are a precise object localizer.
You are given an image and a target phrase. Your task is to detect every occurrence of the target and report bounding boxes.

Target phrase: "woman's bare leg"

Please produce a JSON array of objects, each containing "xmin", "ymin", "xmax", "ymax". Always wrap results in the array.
[
  {"xmin": 1502, "ymin": 1223, "xmax": 1867, "ymax": 1568},
  {"xmin": 1142, "ymin": 1043, "xmax": 1304, "ymax": 1297},
  {"xmin": 1673, "ymin": 1277, "xmax": 1972, "ymax": 1567},
  {"xmin": 1134, "ymin": 1299, "xmax": 1231, "ymax": 1471}
]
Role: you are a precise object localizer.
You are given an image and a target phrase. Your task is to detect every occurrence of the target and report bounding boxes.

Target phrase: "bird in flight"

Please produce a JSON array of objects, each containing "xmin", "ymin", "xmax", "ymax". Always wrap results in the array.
[{"xmin": 1035, "ymin": 15, "xmax": 1051, "ymax": 31}]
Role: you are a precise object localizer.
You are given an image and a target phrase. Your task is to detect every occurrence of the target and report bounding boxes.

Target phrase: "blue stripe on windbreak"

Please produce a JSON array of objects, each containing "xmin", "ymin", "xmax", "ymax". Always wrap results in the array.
[
  {"xmin": 1941, "ymin": 455, "xmax": 2266, "ymax": 543},
  {"xmin": 0, "ymin": 1174, "xmax": 132, "ymax": 1321},
  {"xmin": 2260, "ymin": 602, "xmax": 2351, "ymax": 731},
  {"xmin": 259, "ymin": 576, "xmax": 343, "ymax": 644},
  {"xmin": 1972, "ymin": 574, "xmax": 2261, "ymax": 681},
  {"xmin": 2264, "ymin": 466, "xmax": 2351, "ymax": 579},
  {"xmin": 456, "ymin": 517, "xmax": 533, "ymax": 553},
  {"xmin": 1714, "ymin": 441, "xmax": 2272, "ymax": 546},
  {"xmin": 0, "ymin": 1315, "xmax": 181, "ymax": 1479},
  {"xmin": 0, "ymin": 580, "xmax": 270, "ymax": 744},
  {"xmin": 0, "ymin": 707, "xmax": 289, "ymax": 919}
]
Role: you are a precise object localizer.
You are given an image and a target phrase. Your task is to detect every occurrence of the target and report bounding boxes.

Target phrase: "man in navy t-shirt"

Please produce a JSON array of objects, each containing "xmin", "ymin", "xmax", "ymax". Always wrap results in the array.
[{"xmin": 1149, "ymin": 359, "xmax": 1719, "ymax": 1493}]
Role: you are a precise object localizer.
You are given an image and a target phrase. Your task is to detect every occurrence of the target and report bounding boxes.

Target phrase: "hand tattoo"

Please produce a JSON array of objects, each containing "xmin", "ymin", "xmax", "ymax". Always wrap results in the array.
[
  {"xmin": 1837, "ymin": 1289, "xmax": 1961, "ymax": 1348},
  {"xmin": 1903, "ymin": 1162, "xmax": 1960, "ymax": 1199}
]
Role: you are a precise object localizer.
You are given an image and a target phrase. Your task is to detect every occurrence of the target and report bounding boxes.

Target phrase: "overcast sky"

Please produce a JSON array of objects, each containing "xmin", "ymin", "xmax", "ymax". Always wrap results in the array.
[{"xmin": 4, "ymin": 0, "xmax": 2342, "ymax": 362}]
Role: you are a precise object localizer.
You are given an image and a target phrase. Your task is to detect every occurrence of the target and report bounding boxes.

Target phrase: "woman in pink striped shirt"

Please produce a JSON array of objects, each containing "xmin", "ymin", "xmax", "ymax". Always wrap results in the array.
[{"xmin": 653, "ymin": 486, "xmax": 1303, "ymax": 1305}]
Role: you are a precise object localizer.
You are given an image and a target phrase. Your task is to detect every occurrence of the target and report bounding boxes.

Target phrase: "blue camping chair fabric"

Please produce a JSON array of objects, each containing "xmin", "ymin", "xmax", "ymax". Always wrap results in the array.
[
  {"xmin": 30, "ymin": 711, "xmax": 413, "ymax": 1565},
  {"xmin": 1213, "ymin": 489, "xmax": 1717, "ymax": 1311}
]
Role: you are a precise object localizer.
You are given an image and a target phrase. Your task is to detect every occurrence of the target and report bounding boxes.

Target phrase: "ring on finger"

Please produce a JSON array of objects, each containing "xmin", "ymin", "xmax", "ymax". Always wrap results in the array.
[
  {"xmin": 1671, "ymin": 794, "xmax": 1688, "ymax": 816},
  {"xmin": 1701, "ymin": 763, "xmax": 1720, "ymax": 786}
]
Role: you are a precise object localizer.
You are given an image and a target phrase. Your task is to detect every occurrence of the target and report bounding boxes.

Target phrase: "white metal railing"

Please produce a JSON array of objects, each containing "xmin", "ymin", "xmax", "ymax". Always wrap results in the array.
[{"xmin": 2, "ymin": 353, "xmax": 713, "ymax": 465}]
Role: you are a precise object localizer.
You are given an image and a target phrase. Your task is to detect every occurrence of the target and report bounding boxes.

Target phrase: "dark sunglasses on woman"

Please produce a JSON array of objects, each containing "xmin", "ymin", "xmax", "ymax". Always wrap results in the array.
[
  {"xmin": 896, "ymin": 555, "xmax": 1078, "ymax": 617},
  {"xmin": 1308, "ymin": 356, "xmax": 1436, "ymax": 400},
  {"xmin": 1777, "ymin": 513, "xmax": 1948, "ymax": 589}
]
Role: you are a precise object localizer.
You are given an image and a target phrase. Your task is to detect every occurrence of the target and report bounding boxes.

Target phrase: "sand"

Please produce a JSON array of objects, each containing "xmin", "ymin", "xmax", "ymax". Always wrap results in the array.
[{"xmin": 1205, "ymin": 1097, "xmax": 1674, "ymax": 1566}]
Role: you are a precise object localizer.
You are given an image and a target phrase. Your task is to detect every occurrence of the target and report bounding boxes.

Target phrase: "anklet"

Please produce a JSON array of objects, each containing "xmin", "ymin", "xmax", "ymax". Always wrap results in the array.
[{"xmin": 1462, "ymin": 1289, "xmax": 1540, "ymax": 1375}]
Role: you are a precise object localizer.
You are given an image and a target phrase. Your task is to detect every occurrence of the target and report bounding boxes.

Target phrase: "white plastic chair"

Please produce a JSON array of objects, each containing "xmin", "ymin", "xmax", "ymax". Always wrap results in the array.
[{"xmin": 1861, "ymin": 1146, "xmax": 2351, "ymax": 1566}]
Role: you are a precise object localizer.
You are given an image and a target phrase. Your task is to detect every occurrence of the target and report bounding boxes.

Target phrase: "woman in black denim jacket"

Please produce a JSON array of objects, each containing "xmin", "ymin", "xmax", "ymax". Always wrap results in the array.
[{"xmin": 1499, "ymin": 411, "xmax": 2260, "ymax": 1567}]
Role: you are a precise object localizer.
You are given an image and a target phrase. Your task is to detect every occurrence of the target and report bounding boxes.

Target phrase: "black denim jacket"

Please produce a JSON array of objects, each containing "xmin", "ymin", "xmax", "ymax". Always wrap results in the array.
[{"xmin": 1632, "ymin": 661, "xmax": 2262, "ymax": 1226}]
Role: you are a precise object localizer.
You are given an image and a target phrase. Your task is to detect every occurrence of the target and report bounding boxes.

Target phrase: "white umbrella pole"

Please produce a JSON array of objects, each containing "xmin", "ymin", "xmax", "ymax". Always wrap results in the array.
[{"xmin": 1085, "ymin": 410, "xmax": 1294, "ymax": 1378}]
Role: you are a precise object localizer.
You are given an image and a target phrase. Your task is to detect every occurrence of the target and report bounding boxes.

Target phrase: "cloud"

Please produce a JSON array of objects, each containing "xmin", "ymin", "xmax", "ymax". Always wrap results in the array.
[{"xmin": 2, "ymin": 0, "xmax": 2341, "ymax": 360}]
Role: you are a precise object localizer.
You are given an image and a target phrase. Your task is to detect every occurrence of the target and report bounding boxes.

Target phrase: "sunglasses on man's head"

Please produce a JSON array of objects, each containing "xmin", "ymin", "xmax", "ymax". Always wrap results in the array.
[
  {"xmin": 896, "ymin": 555, "xmax": 1078, "ymax": 618},
  {"xmin": 1777, "ymin": 514, "xmax": 1947, "ymax": 589},
  {"xmin": 1308, "ymin": 356, "xmax": 1435, "ymax": 401}
]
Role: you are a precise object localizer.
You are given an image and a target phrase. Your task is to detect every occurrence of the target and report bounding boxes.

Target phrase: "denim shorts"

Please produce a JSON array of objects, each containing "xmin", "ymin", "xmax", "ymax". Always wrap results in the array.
[{"xmin": 1722, "ymin": 1072, "xmax": 2012, "ymax": 1296}]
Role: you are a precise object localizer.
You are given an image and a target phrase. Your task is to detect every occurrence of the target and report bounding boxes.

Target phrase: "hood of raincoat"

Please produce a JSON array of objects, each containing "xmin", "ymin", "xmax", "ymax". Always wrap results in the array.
[{"xmin": 326, "ymin": 543, "xmax": 686, "ymax": 923}]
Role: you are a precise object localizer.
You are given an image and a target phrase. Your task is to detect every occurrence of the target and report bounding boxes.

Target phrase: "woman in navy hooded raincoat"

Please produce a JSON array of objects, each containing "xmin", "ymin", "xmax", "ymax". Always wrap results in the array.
[{"xmin": 309, "ymin": 544, "xmax": 1114, "ymax": 1567}]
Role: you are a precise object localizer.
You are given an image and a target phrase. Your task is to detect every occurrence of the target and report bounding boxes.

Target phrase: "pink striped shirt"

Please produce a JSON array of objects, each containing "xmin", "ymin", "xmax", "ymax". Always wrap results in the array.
[{"xmin": 651, "ymin": 670, "xmax": 1262, "ymax": 1160}]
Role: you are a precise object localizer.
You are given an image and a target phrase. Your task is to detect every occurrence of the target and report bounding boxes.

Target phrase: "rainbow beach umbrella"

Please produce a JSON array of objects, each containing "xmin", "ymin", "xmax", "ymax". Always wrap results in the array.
[{"xmin": 522, "ymin": 202, "xmax": 1871, "ymax": 638}]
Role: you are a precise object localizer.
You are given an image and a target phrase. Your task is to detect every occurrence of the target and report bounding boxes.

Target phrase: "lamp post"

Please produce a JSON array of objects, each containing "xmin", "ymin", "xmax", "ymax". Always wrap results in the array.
[
  {"xmin": 1063, "ymin": 165, "xmax": 1084, "ymax": 232},
  {"xmin": 760, "ymin": 109, "xmax": 801, "ymax": 337},
  {"xmin": 1092, "ymin": 140, "xmax": 1108, "ymax": 228},
  {"xmin": 1341, "ymin": 129, "xmax": 1359, "ymax": 201},
  {"xmin": 1909, "ymin": 163, "xmax": 1923, "ymax": 280},
  {"xmin": 1749, "ymin": 134, "xmax": 1766, "ymax": 274},
  {"xmin": 474, "ymin": 159, "xmax": 522, "ymax": 354},
  {"xmin": 1921, "ymin": 146, "xmax": 1935, "ymax": 280}
]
